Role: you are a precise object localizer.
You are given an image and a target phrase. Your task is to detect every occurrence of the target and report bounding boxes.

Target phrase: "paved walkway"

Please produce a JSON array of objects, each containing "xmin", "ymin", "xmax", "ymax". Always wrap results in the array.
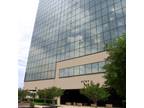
[
  {"xmin": 35, "ymin": 105, "xmax": 105, "ymax": 108},
  {"xmin": 18, "ymin": 103, "xmax": 104, "ymax": 108},
  {"xmin": 59, "ymin": 105, "xmax": 104, "ymax": 108},
  {"xmin": 34, "ymin": 105, "xmax": 104, "ymax": 108},
  {"xmin": 19, "ymin": 103, "xmax": 117, "ymax": 108}
]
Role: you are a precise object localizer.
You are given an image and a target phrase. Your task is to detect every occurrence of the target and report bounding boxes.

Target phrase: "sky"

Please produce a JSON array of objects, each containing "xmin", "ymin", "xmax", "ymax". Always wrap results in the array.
[
  {"xmin": 18, "ymin": 0, "xmax": 39, "ymax": 88},
  {"xmin": 0, "ymin": 0, "xmax": 39, "ymax": 106}
]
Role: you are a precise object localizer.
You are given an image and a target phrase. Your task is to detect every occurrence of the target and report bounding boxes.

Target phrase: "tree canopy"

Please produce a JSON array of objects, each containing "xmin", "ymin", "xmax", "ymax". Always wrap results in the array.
[
  {"xmin": 37, "ymin": 87, "xmax": 64, "ymax": 100},
  {"xmin": 104, "ymin": 34, "xmax": 126, "ymax": 98},
  {"xmin": 80, "ymin": 82, "xmax": 109, "ymax": 107},
  {"xmin": 18, "ymin": 88, "xmax": 28, "ymax": 101}
]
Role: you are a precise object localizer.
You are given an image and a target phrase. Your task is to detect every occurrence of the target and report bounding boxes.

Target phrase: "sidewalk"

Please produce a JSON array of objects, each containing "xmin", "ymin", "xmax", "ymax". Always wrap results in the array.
[
  {"xmin": 19, "ymin": 103, "xmax": 120, "ymax": 108},
  {"xmin": 18, "ymin": 102, "xmax": 30, "ymax": 107},
  {"xmin": 58, "ymin": 105, "xmax": 121, "ymax": 108},
  {"xmin": 18, "ymin": 103, "xmax": 104, "ymax": 108},
  {"xmin": 58, "ymin": 105, "xmax": 104, "ymax": 108}
]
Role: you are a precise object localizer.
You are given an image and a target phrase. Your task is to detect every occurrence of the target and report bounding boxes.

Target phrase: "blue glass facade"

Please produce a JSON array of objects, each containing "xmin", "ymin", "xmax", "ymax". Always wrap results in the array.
[
  {"xmin": 25, "ymin": 0, "xmax": 126, "ymax": 81},
  {"xmin": 59, "ymin": 61, "xmax": 105, "ymax": 78}
]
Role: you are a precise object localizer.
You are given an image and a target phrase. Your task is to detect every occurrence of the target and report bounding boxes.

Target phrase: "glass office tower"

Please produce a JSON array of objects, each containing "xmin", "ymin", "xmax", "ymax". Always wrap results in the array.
[{"xmin": 24, "ymin": 0, "xmax": 125, "ymax": 86}]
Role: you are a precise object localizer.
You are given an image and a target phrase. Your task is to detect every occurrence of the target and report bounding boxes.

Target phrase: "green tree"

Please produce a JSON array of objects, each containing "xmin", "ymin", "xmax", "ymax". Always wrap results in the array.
[
  {"xmin": 80, "ymin": 83, "xmax": 109, "ymax": 107},
  {"xmin": 18, "ymin": 88, "xmax": 28, "ymax": 102},
  {"xmin": 104, "ymin": 34, "xmax": 126, "ymax": 99},
  {"xmin": 37, "ymin": 87, "xmax": 64, "ymax": 104},
  {"xmin": 46, "ymin": 87, "xmax": 64, "ymax": 99},
  {"xmin": 37, "ymin": 89, "xmax": 48, "ymax": 103},
  {"xmin": 37, "ymin": 89, "xmax": 45, "ymax": 99}
]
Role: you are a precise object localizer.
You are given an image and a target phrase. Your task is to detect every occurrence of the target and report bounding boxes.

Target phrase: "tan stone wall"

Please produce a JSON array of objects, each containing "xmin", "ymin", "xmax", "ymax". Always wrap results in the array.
[
  {"xmin": 24, "ymin": 73, "xmax": 105, "ymax": 90},
  {"xmin": 56, "ymin": 52, "xmax": 108, "ymax": 70},
  {"xmin": 24, "ymin": 52, "xmax": 108, "ymax": 90}
]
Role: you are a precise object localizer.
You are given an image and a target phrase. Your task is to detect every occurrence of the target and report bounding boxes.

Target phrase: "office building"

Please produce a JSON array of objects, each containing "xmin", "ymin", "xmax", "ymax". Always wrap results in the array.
[{"xmin": 24, "ymin": 0, "xmax": 125, "ymax": 104}]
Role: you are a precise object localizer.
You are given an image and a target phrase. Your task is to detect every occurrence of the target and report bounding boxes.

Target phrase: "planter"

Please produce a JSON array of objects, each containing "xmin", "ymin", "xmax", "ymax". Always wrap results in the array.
[
  {"xmin": 106, "ymin": 104, "xmax": 112, "ymax": 108},
  {"xmin": 91, "ymin": 104, "xmax": 97, "ymax": 107}
]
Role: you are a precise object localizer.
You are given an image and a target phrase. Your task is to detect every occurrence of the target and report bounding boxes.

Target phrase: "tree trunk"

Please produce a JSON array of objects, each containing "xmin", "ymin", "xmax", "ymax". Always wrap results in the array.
[{"xmin": 93, "ymin": 100, "xmax": 97, "ymax": 108}]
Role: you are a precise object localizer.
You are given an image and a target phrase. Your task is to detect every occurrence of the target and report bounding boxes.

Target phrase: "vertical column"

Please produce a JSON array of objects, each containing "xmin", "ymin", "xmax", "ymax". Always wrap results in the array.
[{"xmin": 56, "ymin": 96, "xmax": 61, "ymax": 106}]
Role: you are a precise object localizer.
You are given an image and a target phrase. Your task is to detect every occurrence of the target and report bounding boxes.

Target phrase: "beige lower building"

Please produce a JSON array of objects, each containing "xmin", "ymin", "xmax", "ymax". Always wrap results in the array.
[
  {"xmin": 24, "ymin": 52, "xmax": 108, "ymax": 105},
  {"xmin": 24, "ymin": 52, "xmax": 108, "ymax": 90}
]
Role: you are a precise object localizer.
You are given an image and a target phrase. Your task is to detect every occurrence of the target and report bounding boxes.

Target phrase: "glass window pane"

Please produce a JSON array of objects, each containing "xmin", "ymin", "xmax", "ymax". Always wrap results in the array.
[
  {"xmin": 103, "ymin": 31, "xmax": 111, "ymax": 41},
  {"xmin": 103, "ymin": 23, "xmax": 109, "ymax": 31},
  {"xmin": 98, "ymin": 41, "xmax": 105, "ymax": 51},
  {"xmin": 99, "ymin": 61, "xmax": 105, "ymax": 72},
  {"xmin": 116, "ymin": 18, "xmax": 125, "ymax": 27},
  {"xmin": 74, "ymin": 66, "xmax": 79, "ymax": 75},
  {"xmin": 60, "ymin": 70, "xmax": 62, "ymax": 77},
  {"xmin": 92, "ymin": 63, "xmax": 99, "ymax": 73},
  {"xmin": 85, "ymin": 64, "xmax": 91, "ymax": 74},
  {"xmin": 75, "ymin": 49, "xmax": 79, "ymax": 57},
  {"xmin": 115, "ymin": 9, "xmax": 123, "ymax": 18},
  {"xmin": 97, "ymin": 25, "xmax": 102, "ymax": 33},
  {"xmin": 91, "ymin": 44, "xmax": 98, "ymax": 53},
  {"xmin": 45, "ymin": 72, "xmax": 48, "ymax": 79},
  {"xmin": 64, "ymin": 68, "xmax": 68, "ymax": 77},
  {"xmin": 51, "ymin": 71, "xmax": 55, "ymax": 78},
  {"xmin": 85, "ymin": 46, "xmax": 91, "ymax": 54},
  {"xmin": 69, "ymin": 67, "xmax": 74, "ymax": 76},
  {"xmin": 48, "ymin": 72, "xmax": 52, "ymax": 78},
  {"xmin": 80, "ymin": 65, "xmax": 85, "ymax": 75},
  {"xmin": 62, "ymin": 69, "xmax": 65, "ymax": 77},
  {"xmin": 114, "ymin": 2, "xmax": 121, "ymax": 10},
  {"xmin": 79, "ymin": 47, "xmax": 85, "ymax": 56},
  {"xmin": 41, "ymin": 72, "xmax": 45, "ymax": 79}
]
